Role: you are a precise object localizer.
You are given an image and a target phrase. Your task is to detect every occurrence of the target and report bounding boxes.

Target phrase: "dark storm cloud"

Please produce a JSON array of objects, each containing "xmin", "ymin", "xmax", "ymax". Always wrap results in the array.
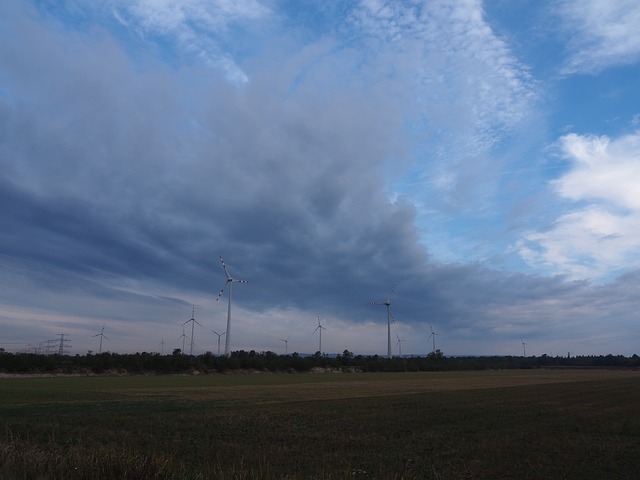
[{"xmin": 0, "ymin": 1, "xmax": 419, "ymax": 318}]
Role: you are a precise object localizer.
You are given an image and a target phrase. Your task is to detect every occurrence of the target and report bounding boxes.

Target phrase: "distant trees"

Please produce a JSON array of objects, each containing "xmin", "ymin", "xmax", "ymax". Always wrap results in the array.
[{"xmin": 1, "ymin": 349, "xmax": 639, "ymax": 375}]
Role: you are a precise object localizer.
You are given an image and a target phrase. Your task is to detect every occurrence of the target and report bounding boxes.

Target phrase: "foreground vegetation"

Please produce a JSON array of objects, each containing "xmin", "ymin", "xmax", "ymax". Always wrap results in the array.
[{"xmin": 1, "ymin": 370, "xmax": 640, "ymax": 479}]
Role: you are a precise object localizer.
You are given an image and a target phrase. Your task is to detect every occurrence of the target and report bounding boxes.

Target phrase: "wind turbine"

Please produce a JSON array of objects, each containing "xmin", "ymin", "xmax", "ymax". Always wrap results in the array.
[
  {"xmin": 280, "ymin": 335, "xmax": 290, "ymax": 355},
  {"xmin": 216, "ymin": 256, "xmax": 248, "ymax": 357},
  {"xmin": 182, "ymin": 306, "xmax": 203, "ymax": 356},
  {"xmin": 521, "ymin": 339, "xmax": 526, "ymax": 357},
  {"xmin": 314, "ymin": 316, "xmax": 326, "ymax": 354},
  {"xmin": 428, "ymin": 324, "xmax": 439, "ymax": 353},
  {"xmin": 92, "ymin": 324, "xmax": 109, "ymax": 354},
  {"xmin": 395, "ymin": 332, "xmax": 405, "ymax": 356},
  {"xmin": 178, "ymin": 326, "xmax": 189, "ymax": 354},
  {"xmin": 212, "ymin": 330, "xmax": 226, "ymax": 356},
  {"xmin": 370, "ymin": 284, "xmax": 395, "ymax": 358},
  {"xmin": 158, "ymin": 336, "xmax": 166, "ymax": 355}
]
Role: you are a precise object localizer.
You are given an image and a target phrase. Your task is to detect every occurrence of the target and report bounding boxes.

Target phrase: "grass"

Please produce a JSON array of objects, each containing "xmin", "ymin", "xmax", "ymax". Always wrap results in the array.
[{"xmin": 1, "ymin": 370, "xmax": 639, "ymax": 479}]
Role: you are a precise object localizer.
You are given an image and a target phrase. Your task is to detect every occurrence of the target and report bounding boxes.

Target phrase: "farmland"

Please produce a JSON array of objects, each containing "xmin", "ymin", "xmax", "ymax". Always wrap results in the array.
[{"xmin": 1, "ymin": 369, "xmax": 640, "ymax": 479}]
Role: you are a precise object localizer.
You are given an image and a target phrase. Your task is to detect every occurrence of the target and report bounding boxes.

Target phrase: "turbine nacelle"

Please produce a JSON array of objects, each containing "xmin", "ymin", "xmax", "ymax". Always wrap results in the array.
[
  {"xmin": 369, "ymin": 300, "xmax": 391, "ymax": 307},
  {"xmin": 314, "ymin": 315, "xmax": 326, "ymax": 333}
]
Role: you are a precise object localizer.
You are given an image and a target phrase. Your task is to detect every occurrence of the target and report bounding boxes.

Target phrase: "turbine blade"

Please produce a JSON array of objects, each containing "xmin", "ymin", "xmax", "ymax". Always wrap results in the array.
[
  {"xmin": 220, "ymin": 256, "xmax": 231, "ymax": 279},
  {"xmin": 216, "ymin": 281, "xmax": 229, "ymax": 301},
  {"xmin": 387, "ymin": 284, "xmax": 396, "ymax": 302}
]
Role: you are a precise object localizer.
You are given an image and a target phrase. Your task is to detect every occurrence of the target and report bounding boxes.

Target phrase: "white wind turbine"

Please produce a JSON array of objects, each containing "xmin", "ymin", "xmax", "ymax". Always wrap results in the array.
[
  {"xmin": 395, "ymin": 332, "xmax": 405, "ymax": 356},
  {"xmin": 314, "ymin": 316, "xmax": 326, "ymax": 354},
  {"xmin": 212, "ymin": 330, "xmax": 226, "ymax": 356},
  {"xmin": 216, "ymin": 256, "xmax": 248, "ymax": 357},
  {"xmin": 521, "ymin": 339, "xmax": 526, "ymax": 357},
  {"xmin": 370, "ymin": 284, "xmax": 395, "ymax": 358},
  {"xmin": 280, "ymin": 335, "xmax": 290, "ymax": 355},
  {"xmin": 182, "ymin": 306, "xmax": 203, "ymax": 356},
  {"xmin": 428, "ymin": 324, "xmax": 439, "ymax": 354},
  {"xmin": 92, "ymin": 324, "xmax": 109, "ymax": 354},
  {"xmin": 178, "ymin": 326, "xmax": 189, "ymax": 354}
]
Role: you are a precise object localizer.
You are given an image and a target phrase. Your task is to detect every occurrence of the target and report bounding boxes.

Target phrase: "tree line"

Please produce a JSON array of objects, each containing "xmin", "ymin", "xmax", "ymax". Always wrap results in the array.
[{"xmin": 1, "ymin": 348, "xmax": 639, "ymax": 375}]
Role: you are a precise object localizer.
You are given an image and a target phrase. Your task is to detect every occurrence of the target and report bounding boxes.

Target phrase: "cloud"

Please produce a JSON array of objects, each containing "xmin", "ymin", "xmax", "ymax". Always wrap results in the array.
[
  {"xmin": 353, "ymin": 0, "xmax": 535, "ymax": 154},
  {"xmin": 554, "ymin": 133, "xmax": 640, "ymax": 209},
  {"xmin": 110, "ymin": 0, "xmax": 272, "ymax": 83},
  {"xmin": 516, "ymin": 132, "xmax": 640, "ymax": 281},
  {"xmin": 558, "ymin": 0, "xmax": 640, "ymax": 74},
  {"xmin": 350, "ymin": 0, "xmax": 538, "ymax": 232}
]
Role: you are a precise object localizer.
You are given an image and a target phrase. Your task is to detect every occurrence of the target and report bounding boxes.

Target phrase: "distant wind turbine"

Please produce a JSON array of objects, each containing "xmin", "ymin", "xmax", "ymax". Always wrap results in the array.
[
  {"xmin": 216, "ymin": 256, "xmax": 248, "ymax": 357},
  {"xmin": 280, "ymin": 335, "xmax": 290, "ymax": 355},
  {"xmin": 92, "ymin": 324, "xmax": 109, "ymax": 354},
  {"xmin": 395, "ymin": 332, "xmax": 405, "ymax": 356},
  {"xmin": 314, "ymin": 316, "xmax": 326, "ymax": 354},
  {"xmin": 428, "ymin": 324, "xmax": 439, "ymax": 353},
  {"xmin": 182, "ymin": 306, "xmax": 203, "ymax": 356},
  {"xmin": 178, "ymin": 326, "xmax": 189, "ymax": 354},
  {"xmin": 212, "ymin": 330, "xmax": 226, "ymax": 356},
  {"xmin": 370, "ymin": 284, "xmax": 396, "ymax": 358},
  {"xmin": 521, "ymin": 339, "xmax": 526, "ymax": 357},
  {"xmin": 158, "ymin": 336, "xmax": 166, "ymax": 355}
]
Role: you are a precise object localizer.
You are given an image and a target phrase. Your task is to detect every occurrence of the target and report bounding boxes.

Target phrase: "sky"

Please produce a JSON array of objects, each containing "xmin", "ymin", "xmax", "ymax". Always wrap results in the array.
[{"xmin": 1, "ymin": 0, "xmax": 640, "ymax": 357}]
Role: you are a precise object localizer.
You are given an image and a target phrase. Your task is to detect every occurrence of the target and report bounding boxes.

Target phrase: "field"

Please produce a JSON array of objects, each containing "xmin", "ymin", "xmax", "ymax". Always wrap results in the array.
[{"xmin": 1, "ymin": 369, "xmax": 639, "ymax": 479}]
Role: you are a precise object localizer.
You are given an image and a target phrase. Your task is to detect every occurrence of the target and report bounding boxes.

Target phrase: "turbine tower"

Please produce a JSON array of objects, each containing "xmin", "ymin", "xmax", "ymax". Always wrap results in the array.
[
  {"xmin": 314, "ymin": 316, "xmax": 326, "ymax": 354},
  {"xmin": 281, "ymin": 335, "xmax": 290, "ymax": 355},
  {"xmin": 370, "ymin": 284, "xmax": 395, "ymax": 358},
  {"xmin": 92, "ymin": 324, "xmax": 109, "ymax": 354},
  {"xmin": 212, "ymin": 330, "xmax": 226, "ymax": 356},
  {"xmin": 521, "ymin": 339, "xmax": 526, "ymax": 357},
  {"xmin": 216, "ymin": 256, "xmax": 248, "ymax": 357},
  {"xmin": 428, "ymin": 324, "xmax": 439, "ymax": 353},
  {"xmin": 182, "ymin": 306, "xmax": 203, "ymax": 356}
]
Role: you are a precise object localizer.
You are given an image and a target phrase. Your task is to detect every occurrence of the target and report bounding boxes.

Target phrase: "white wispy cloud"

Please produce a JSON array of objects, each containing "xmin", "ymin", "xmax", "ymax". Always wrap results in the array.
[
  {"xmin": 517, "ymin": 131, "xmax": 640, "ymax": 281},
  {"xmin": 354, "ymin": 0, "xmax": 534, "ymax": 138},
  {"xmin": 111, "ymin": 0, "xmax": 271, "ymax": 83},
  {"xmin": 559, "ymin": 0, "xmax": 640, "ymax": 74}
]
